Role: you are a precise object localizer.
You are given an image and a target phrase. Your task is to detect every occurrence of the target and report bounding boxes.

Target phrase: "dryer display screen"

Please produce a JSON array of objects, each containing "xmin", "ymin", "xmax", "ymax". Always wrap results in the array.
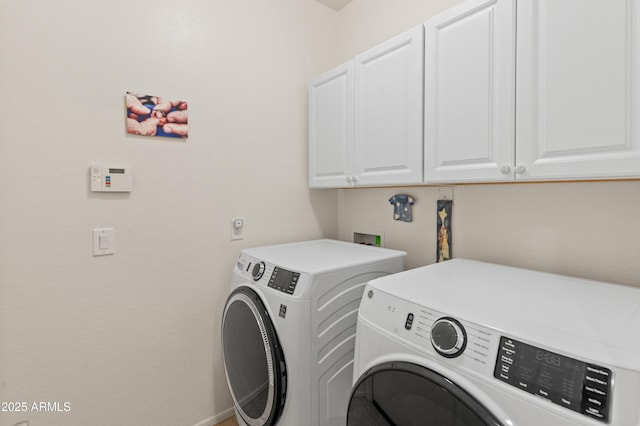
[
  {"xmin": 494, "ymin": 336, "xmax": 611, "ymax": 423},
  {"xmin": 268, "ymin": 267, "xmax": 300, "ymax": 295}
]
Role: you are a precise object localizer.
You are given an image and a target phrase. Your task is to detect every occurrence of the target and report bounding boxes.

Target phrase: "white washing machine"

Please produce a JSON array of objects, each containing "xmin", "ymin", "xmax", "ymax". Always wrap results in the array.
[
  {"xmin": 222, "ymin": 239, "xmax": 406, "ymax": 426},
  {"xmin": 348, "ymin": 259, "xmax": 640, "ymax": 426}
]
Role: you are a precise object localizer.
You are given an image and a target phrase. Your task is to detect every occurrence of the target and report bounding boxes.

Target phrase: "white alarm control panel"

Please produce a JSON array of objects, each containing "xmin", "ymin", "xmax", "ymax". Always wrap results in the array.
[{"xmin": 90, "ymin": 166, "xmax": 132, "ymax": 192}]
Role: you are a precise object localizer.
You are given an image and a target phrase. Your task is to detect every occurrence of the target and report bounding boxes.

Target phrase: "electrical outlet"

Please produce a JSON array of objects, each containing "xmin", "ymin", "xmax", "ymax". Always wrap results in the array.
[{"xmin": 231, "ymin": 218, "xmax": 244, "ymax": 241}]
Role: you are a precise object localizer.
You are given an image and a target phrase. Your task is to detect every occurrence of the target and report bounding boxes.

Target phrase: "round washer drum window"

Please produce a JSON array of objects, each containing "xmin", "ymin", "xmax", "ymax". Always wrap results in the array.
[
  {"xmin": 347, "ymin": 361, "xmax": 502, "ymax": 426},
  {"xmin": 222, "ymin": 287, "xmax": 287, "ymax": 426}
]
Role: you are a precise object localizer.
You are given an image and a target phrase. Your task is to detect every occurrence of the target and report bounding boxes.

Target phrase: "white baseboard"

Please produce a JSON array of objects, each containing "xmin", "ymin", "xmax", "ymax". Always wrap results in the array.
[{"xmin": 193, "ymin": 406, "xmax": 235, "ymax": 426}]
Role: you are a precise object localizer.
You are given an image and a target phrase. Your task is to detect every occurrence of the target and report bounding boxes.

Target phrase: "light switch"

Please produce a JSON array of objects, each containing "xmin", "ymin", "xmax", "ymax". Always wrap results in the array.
[
  {"xmin": 99, "ymin": 234, "xmax": 110, "ymax": 250},
  {"xmin": 93, "ymin": 228, "xmax": 115, "ymax": 256}
]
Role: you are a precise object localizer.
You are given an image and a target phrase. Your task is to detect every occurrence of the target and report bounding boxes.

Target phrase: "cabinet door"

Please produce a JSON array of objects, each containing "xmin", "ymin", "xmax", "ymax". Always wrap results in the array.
[
  {"xmin": 353, "ymin": 26, "xmax": 424, "ymax": 186},
  {"xmin": 516, "ymin": 0, "xmax": 640, "ymax": 180},
  {"xmin": 424, "ymin": 0, "xmax": 516, "ymax": 183},
  {"xmin": 309, "ymin": 62, "xmax": 354, "ymax": 188}
]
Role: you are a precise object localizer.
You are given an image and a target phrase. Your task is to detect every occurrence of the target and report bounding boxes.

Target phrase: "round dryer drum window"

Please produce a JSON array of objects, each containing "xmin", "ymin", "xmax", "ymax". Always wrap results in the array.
[
  {"xmin": 347, "ymin": 362, "xmax": 502, "ymax": 426},
  {"xmin": 222, "ymin": 287, "xmax": 287, "ymax": 426}
]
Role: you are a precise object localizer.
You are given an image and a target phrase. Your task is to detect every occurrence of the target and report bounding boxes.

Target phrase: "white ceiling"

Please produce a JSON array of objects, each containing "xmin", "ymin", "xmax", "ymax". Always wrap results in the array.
[{"xmin": 314, "ymin": 0, "xmax": 353, "ymax": 11}]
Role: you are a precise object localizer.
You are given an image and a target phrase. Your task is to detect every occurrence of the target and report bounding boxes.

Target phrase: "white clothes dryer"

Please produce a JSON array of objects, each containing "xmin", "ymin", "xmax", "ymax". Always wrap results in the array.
[
  {"xmin": 348, "ymin": 259, "xmax": 640, "ymax": 426},
  {"xmin": 222, "ymin": 239, "xmax": 405, "ymax": 426}
]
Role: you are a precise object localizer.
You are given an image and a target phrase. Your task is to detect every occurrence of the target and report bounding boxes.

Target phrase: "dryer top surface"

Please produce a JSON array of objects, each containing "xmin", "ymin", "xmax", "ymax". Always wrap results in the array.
[
  {"xmin": 366, "ymin": 259, "xmax": 640, "ymax": 357},
  {"xmin": 242, "ymin": 239, "xmax": 406, "ymax": 275}
]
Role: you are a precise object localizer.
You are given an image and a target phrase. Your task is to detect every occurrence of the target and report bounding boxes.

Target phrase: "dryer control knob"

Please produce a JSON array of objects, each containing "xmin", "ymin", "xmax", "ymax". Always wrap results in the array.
[
  {"xmin": 430, "ymin": 317, "xmax": 467, "ymax": 358},
  {"xmin": 252, "ymin": 262, "xmax": 266, "ymax": 281}
]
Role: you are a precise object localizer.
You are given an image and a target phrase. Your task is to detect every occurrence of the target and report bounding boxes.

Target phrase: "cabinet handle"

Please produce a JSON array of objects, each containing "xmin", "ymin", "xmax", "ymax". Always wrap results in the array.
[
  {"xmin": 500, "ymin": 164, "xmax": 511, "ymax": 175},
  {"xmin": 351, "ymin": 175, "xmax": 358, "ymax": 184},
  {"xmin": 346, "ymin": 176, "xmax": 353, "ymax": 184},
  {"xmin": 516, "ymin": 164, "xmax": 526, "ymax": 175}
]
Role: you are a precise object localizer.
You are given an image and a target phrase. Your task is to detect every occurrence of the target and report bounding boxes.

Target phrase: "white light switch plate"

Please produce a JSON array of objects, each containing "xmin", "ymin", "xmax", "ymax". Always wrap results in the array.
[{"xmin": 93, "ymin": 228, "xmax": 115, "ymax": 256}]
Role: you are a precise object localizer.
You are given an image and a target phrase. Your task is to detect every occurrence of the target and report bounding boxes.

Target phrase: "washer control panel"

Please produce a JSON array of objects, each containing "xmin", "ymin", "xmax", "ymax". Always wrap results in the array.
[
  {"xmin": 377, "ymin": 294, "xmax": 615, "ymax": 424},
  {"xmin": 494, "ymin": 336, "xmax": 612, "ymax": 423},
  {"xmin": 430, "ymin": 317, "xmax": 467, "ymax": 358}
]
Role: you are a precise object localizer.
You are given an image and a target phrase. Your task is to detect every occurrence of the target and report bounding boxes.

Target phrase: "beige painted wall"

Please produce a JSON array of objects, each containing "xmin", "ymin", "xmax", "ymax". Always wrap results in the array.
[
  {"xmin": 339, "ymin": 182, "xmax": 640, "ymax": 287},
  {"xmin": 338, "ymin": 187, "xmax": 454, "ymax": 269},
  {"xmin": 3, "ymin": 1, "xmax": 639, "ymax": 426},
  {"xmin": 335, "ymin": 0, "xmax": 640, "ymax": 289},
  {"xmin": 0, "ymin": 1, "xmax": 338, "ymax": 425},
  {"xmin": 335, "ymin": 0, "xmax": 463, "ymax": 62}
]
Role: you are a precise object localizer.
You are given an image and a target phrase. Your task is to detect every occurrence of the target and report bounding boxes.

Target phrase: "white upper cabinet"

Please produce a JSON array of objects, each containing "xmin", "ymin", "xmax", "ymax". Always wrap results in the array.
[
  {"xmin": 309, "ymin": 26, "xmax": 424, "ymax": 188},
  {"xmin": 424, "ymin": 0, "xmax": 516, "ymax": 183},
  {"xmin": 353, "ymin": 25, "xmax": 424, "ymax": 186},
  {"xmin": 309, "ymin": 62, "xmax": 354, "ymax": 188},
  {"xmin": 425, "ymin": 0, "xmax": 640, "ymax": 183},
  {"xmin": 516, "ymin": 0, "xmax": 640, "ymax": 180}
]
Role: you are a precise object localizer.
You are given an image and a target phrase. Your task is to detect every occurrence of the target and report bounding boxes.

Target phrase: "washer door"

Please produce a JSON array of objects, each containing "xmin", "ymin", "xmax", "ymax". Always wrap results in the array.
[
  {"xmin": 347, "ymin": 361, "xmax": 502, "ymax": 426},
  {"xmin": 222, "ymin": 287, "xmax": 287, "ymax": 426}
]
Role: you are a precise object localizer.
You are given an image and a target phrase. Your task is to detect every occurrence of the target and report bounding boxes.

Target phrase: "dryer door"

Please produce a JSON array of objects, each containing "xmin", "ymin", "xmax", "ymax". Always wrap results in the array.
[
  {"xmin": 222, "ymin": 287, "xmax": 287, "ymax": 426},
  {"xmin": 347, "ymin": 361, "xmax": 502, "ymax": 426}
]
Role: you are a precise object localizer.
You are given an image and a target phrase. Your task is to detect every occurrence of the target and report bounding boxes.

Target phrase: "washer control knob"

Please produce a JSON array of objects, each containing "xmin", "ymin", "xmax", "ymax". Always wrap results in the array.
[
  {"xmin": 252, "ymin": 261, "xmax": 266, "ymax": 281},
  {"xmin": 430, "ymin": 317, "xmax": 467, "ymax": 358}
]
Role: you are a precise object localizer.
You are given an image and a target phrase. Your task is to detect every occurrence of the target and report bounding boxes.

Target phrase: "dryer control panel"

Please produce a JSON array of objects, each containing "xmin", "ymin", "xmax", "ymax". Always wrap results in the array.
[
  {"xmin": 236, "ymin": 255, "xmax": 301, "ymax": 295},
  {"xmin": 494, "ymin": 336, "xmax": 611, "ymax": 423},
  {"xmin": 267, "ymin": 267, "xmax": 300, "ymax": 295}
]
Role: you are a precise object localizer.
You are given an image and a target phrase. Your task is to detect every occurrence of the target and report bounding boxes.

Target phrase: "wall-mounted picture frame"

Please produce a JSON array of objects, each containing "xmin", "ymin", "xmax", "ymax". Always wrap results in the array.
[
  {"xmin": 125, "ymin": 92, "xmax": 188, "ymax": 139},
  {"xmin": 437, "ymin": 199, "xmax": 452, "ymax": 263}
]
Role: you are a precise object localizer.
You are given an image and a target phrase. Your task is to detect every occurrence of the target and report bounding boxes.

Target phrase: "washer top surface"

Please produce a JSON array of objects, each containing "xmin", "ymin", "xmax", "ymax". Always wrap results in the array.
[
  {"xmin": 367, "ymin": 259, "xmax": 640, "ymax": 357},
  {"xmin": 242, "ymin": 239, "xmax": 406, "ymax": 275}
]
